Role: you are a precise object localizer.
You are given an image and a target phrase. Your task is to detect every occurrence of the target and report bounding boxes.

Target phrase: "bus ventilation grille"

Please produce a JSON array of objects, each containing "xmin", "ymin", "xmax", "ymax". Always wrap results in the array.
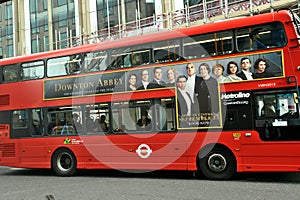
[
  {"xmin": 0, "ymin": 143, "xmax": 15, "ymax": 157},
  {"xmin": 0, "ymin": 95, "xmax": 10, "ymax": 107}
]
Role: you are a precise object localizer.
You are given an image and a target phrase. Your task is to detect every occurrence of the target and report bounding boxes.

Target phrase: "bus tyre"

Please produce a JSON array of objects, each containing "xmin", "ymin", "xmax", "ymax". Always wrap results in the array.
[
  {"xmin": 198, "ymin": 146, "xmax": 236, "ymax": 180},
  {"xmin": 52, "ymin": 148, "xmax": 77, "ymax": 176}
]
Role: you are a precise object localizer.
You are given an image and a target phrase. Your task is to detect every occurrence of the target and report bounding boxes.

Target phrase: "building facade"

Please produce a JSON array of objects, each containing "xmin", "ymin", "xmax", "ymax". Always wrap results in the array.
[{"xmin": 0, "ymin": 0, "xmax": 297, "ymax": 58}]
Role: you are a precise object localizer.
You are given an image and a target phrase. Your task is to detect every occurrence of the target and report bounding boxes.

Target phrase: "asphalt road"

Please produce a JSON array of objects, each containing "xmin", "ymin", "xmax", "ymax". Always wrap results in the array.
[{"xmin": 1, "ymin": 167, "xmax": 300, "ymax": 200}]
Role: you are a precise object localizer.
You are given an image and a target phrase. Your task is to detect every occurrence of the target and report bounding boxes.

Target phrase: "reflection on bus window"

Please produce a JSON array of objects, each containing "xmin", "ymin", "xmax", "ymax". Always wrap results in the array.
[
  {"xmin": 256, "ymin": 93, "xmax": 299, "ymax": 118},
  {"xmin": 47, "ymin": 54, "xmax": 82, "ymax": 77},
  {"xmin": 237, "ymin": 22, "xmax": 287, "ymax": 52},
  {"xmin": 156, "ymin": 98, "xmax": 176, "ymax": 131},
  {"xmin": 21, "ymin": 60, "xmax": 44, "ymax": 80},
  {"xmin": 32, "ymin": 108, "xmax": 44, "ymax": 135},
  {"xmin": 154, "ymin": 39, "xmax": 181, "ymax": 63},
  {"xmin": 183, "ymin": 31, "xmax": 233, "ymax": 59},
  {"xmin": 111, "ymin": 100, "xmax": 152, "ymax": 133},
  {"xmin": 3, "ymin": 64, "xmax": 18, "ymax": 83},
  {"xmin": 84, "ymin": 104, "xmax": 110, "ymax": 133},
  {"xmin": 109, "ymin": 47, "xmax": 150, "ymax": 69},
  {"xmin": 83, "ymin": 51, "xmax": 108, "ymax": 72},
  {"xmin": 12, "ymin": 110, "xmax": 28, "ymax": 129},
  {"xmin": 47, "ymin": 106, "xmax": 82, "ymax": 135}
]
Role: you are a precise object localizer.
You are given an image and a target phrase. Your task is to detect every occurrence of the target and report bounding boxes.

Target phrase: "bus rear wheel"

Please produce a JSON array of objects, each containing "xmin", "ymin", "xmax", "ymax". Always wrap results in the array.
[
  {"xmin": 52, "ymin": 148, "xmax": 77, "ymax": 176},
  {"xmin": 198, "ymin": 145, "xmax": 236, "ymax": 180}
]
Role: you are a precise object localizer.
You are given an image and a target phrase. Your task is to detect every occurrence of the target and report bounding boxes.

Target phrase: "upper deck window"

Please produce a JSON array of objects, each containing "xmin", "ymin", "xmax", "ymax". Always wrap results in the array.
[
  {"xmin": 154, "ymin": 39, "xmax": 181, "ymax": 63},
  {"xmin": 47, "ymin": 54, "xmax": 82, "ymax": 77},
  {"xmin": 21, "ymin": 60, "xmax": 44, "ymax": 80},
  {"xmin": 183, "ymin": 31, "xmax": 233, "ymax": 59},
  {"xmin": 3, "ymin": 64, "xmax": 18, "ymax": 83},
  {"xmin": 109, "ymin": 46, "xmax": 151, "ymax": 70},
  {"xmin": 83, "ymin": 51, "xmax": 108, "ymax": 72},
  {"xmin": 236, "ymin": 22, "xmax": 287, "ymax": 52}
]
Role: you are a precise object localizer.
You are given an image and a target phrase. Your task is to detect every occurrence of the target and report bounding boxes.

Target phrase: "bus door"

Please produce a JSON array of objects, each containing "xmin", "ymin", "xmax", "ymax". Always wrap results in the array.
[{"xmin": 242, "ymin": 90, "xmax": 300, "ymax": 170}]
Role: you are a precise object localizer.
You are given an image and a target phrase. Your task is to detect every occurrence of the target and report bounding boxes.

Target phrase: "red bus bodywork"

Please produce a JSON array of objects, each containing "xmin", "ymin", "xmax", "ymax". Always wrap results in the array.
[{"xmin": 1, "ymin": 10, "xmax": 300, "ymax": 179}]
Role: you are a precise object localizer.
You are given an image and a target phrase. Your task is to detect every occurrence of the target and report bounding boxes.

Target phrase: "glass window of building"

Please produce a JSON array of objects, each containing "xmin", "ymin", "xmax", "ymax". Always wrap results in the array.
[
  {"xmin": 52, "ymin": 0, "xmax": 76, "ymax": 50},
  {"xmin": 30, "ymin": 0, "xmax": 49, "ymax": 53},
  {"xmin": 5, "ymin": 3, "xmax": 12, "ymax": 20},
  {"xmin": 44, "ymin": 36, "xmax": 49, "ymax": 51},
  {"xmin": 31, "ymin": 37, "xmax": 41, "ymax": 53},
  {"xmin": 6, "ymin": 44, "xmax": 13, "ymax": 58},
  {"xmin": 5, "ymin": 24, "xmax": 13, "ymax": 40},
  {"xmin": 0, "ymin": 7, "xmax": 2, "ymax": 22}
]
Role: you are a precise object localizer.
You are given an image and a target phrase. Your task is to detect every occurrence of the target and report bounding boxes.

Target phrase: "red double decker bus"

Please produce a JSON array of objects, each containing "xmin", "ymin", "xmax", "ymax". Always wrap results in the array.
[{"xmin": 1, "ymin": 10, "xmax": 300, "ymax": 180}]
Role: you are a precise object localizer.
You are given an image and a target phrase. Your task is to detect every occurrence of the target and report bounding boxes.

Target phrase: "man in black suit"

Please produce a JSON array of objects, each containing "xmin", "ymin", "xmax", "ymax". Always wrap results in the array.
[
  {"xmin": 176, "ymin": 75, "xmax": 193, "ymax": 117},
  {"xmin": 148, "ymin": 67, "xmax": 166, "ymax": 89},
  {"xmin": 137, "ymin": 69, "xmax": 150, "ymax": 90},
  {"xmin": 236, "ymin": 57, "xmax": 253, "ymax": 80}
]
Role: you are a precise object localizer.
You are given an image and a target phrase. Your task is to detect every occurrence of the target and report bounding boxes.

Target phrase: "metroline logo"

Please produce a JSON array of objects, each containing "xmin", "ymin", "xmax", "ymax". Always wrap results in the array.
[{"xmin": 221, "ymin": 92, "xmax": 251, "ymax": 100}]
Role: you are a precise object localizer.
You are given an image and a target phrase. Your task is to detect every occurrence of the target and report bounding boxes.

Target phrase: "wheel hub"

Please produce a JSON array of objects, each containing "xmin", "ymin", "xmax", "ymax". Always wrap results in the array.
[{"xmin": 207, "ymin": 153, "xmax": 227, "ymax": 173}]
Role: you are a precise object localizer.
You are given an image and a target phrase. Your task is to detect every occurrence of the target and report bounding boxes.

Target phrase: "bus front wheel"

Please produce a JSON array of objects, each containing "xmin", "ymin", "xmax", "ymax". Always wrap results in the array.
[
  {"xmin": 198, "ymin": 145, "xmax": 236, "ymax": 180},
  {"xmin": 52, "ymin": 148, "xmax": 77, "ymax": 176}
]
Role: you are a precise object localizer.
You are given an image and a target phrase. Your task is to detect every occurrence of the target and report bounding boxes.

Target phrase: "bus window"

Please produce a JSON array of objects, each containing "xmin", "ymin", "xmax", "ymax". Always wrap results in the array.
[
  {"xmin": 47, "ymin": 106, "xmax": 82, "ymax": 135},
  {"xmin": 84, "ymin": 104, "xmax": 110, "ymax": 134},
  {"xmin": 83, "ymin": 51, "xmax": 108, "ymax": 72},
  {"xmin": 47, "ymin": 54, "xmax": 82, "ymax": 77},
  {"xmin": 255, "ymin": 92, "xmax": 299, "ymax": 140},
  {"xmin": 278, "ymin": 93, "xmax": 299, "ymax": 117},
  {"xmin": 111, "ymin": 100, "xmax": 152, "ymax": 133},
  {"xmin": 31, "ymin": 108, "xmax": 44, "ymax": 135},
  {"xmin": 3, "ymin": 64, "xmax": 18, "ymax": 83},
  {"xmin": 110, "ymin": 50, "xmax": 132, "ymax": 69},
  {"xmin": 109, "ymin": 47, "xmax": 150, "ymax": 69},
  {"xmin": 156, "ymin": 98, "xmax": 176, "ymax": 131},
  {"xmin": 256, "ymin": 94, "xmax": 278, "ymax": 118},
  {"xmin": 236, "ymin": 22, "xmax": 287, "ymax": 52},
  {"xmin": 12, "ymin": 110, "xmax": 28, "ymax": 129},
  {"xmin": 131, "ymin": 50, "xmax": 150, "ymax": 66},
  {"xmin": 154, "ymin": 39, "xmax": 181, "ymax": 63},
  {"xmin": 183, "ymin": 31, "xmax": 233, "ymax": 59},
  {"xmin": 21, "ymin": 60, "xmax": 44, "ymax": 80},
  {"xmin": 256, "ymin": 93, "xmax": 299, "ymax": 119},
  {"xmin": 10, "ymin": 110, "xmax": 31, "ymax": 138}
]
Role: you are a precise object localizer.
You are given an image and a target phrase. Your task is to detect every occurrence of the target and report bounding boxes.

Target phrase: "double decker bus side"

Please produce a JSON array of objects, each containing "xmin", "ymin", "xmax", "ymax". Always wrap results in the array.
[{"xmin": 0, "ymin": 10, "xmax": 300, "ymax": 180}]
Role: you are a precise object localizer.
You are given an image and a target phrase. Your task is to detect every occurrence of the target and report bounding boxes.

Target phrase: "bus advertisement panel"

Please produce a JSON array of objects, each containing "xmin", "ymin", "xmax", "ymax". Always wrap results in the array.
[{"xmin": 44, "ymin": 50, "xmax": 283, "ymax": 130}]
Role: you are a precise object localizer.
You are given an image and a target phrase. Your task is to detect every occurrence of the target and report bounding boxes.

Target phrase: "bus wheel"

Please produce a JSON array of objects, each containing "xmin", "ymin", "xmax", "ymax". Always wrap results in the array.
[
  {"xmin": 52, "ymin": 148, "xmax": 77, "ymax": 176},
  {"xmin": 198, "ymin": 145, "xmax": 236, "ymax": 180}
]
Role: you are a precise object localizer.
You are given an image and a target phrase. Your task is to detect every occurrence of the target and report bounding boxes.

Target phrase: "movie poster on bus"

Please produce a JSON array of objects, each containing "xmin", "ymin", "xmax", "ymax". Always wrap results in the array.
[{"xmin": 44, "ymin": 71, "xmax": 126, "ymax": 100}]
